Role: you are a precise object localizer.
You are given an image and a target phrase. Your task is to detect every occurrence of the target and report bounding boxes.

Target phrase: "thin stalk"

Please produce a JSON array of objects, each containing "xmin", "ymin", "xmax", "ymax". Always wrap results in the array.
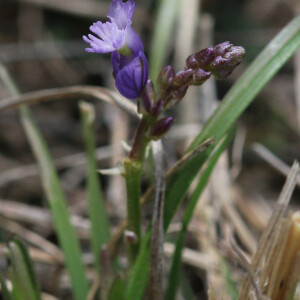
[{"xmin": 123, "ymin": 115, "xmax": 152, "ymax": 263}]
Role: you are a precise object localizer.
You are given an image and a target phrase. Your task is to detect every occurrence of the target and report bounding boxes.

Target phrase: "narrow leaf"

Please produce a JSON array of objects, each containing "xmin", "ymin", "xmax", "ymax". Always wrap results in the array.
[
  {"xmin": 7, "ymin": 240, "xmax": 41, "ymax": 300},
  {"xmin": 0, "ymin": 61, "xmax": 89, "ymax": 300},
  {"xmin": 20, "ymin": 106, "xmax": 89, "ymax": 300},
  {"xmin": 0, "ymin": 276, "xmax": 13, "ymax": 300},
  {"xmin": 108, "ymin": 276, "xmax": 126, "ymax": 300},
  {"xmin": 165, "ymin": 130, "xmax": 235, "ymax": 300},
  {"xmin": 80, "ymin": 101, "xmax": 110, "ymax": 272},
  {"xmin": 126, "ymin": 230, "xmax": 151, "ymax": 300},
  {"xmin": 163, "ymin": 147, "xmax": 212, "ymax": 230}
]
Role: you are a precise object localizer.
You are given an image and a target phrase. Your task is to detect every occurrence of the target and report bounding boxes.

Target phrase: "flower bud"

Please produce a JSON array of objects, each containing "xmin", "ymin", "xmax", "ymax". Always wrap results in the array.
[
  {"xmin": 150, "ymin": 98, "xmax": 163, "ymax": 116},
  {"xmin": 157, "ymin": 65, "xmax": 175, "ymax": 90},
  {"xmin": 209, "ymin": 45, "xmax": 245, "ymax": 80},
  {"xmin": 171, "ymin": 85, "xmax": 188, "ymax": 101},
  {"xmin": 209, "ymin": 56, "xmax": 229, "ymax": 80},
  {"xmin": 149, "ymin": 116, "xmax": 174, "ymax": 140},
  {"xmin": 186, "ymin": 47, "xmax": 215, "ymax": 70},
  {"xmin": 185, "ymin": 53, "xmax": 199, "ymax": 69},
  {"xmin": 172, "ymin": 69, "xmax": 193, "ymax": 87},
  {"xmin": 190, "ymin": 69, "xmax": 211, "ymax": 86},
  {"xmin": 223, "ymin": 46, "xmax": 245, "ymax": 62},
  {"xmin": 213, "ymin": 41, "xmax": 232, "ymax": 57}
]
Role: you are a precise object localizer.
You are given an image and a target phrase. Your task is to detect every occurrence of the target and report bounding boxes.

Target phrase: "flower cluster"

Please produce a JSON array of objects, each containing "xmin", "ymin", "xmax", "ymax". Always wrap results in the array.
[
  {"xmin": 139, "ymin": 42, "xmax": 245, "ymax": 115},
  {"xmin": 83, "ymin": 0, "xmax": 245, "ymax": 140},
  {"xmin": 186, "ymin": 41, "xmax": 245, "ymax": 80},
  {"xmin": 83, "ymin": 0, "xmax": 149, "ymax": 99}
]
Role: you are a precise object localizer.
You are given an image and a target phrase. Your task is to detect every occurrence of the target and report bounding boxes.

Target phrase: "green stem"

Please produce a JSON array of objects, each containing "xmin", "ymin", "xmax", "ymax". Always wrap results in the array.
[{"xmin": 124, "ymin": 115, "xmax": 152, "ymax": 263}]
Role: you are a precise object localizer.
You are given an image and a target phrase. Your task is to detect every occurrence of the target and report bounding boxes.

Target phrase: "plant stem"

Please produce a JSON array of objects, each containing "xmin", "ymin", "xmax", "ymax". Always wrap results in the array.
[{"xmin": 124, "ymin": 115, "xmax": 152, "ymax": 263}]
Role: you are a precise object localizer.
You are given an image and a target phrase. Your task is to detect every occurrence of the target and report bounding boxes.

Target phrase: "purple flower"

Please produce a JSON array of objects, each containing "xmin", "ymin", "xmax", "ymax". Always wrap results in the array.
[
  {"xmin": 83, "ymin": 0, "xmax": 141, "ymax": 54},
  {"xmin": 114, "ymin": 51, "xmax": 149, "ymax": 99},
  {"xmin": 83, "ymin": 0, "xmax": 149, "ymax": 99}
]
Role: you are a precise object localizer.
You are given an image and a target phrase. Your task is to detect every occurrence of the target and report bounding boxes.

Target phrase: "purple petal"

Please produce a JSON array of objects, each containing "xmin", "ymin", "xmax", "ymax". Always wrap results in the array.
[
  {"xmin": 83, "ymin": 21, "xmax": 125, "ymax": 53},
  {"xmin": 111, "ymin": 51, "xmax": 121, "ymax": 77},
  {"xmin": 111, "ymin": 50, "xmax": 135, "ymax": 77},
  {"xmin": 108, "ymin": 0, "xmax": 135, "ymax": 29},
  {"xmin": 115, "ymin": 51, "xmax": 149, "ymax": 99},
  {"xmin": 124, "ymin": 26, "xmax": 144, "ymax": 55}
]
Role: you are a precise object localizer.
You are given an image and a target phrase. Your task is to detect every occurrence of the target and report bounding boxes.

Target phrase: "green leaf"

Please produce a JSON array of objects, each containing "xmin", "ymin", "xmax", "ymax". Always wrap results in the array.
[
  {"xmin": 189, "ymin": 15, "xmax": 300, "ymax": 150},
  {"xmin": 165, "ymin": 130, "xmax": 235, "ymax": 300},
  {"xmin": 0, "ymin": 275, "xmax": 13, "ymax": 300},
  {"xmin": 19, "ymin": 106, "xmax": 89, "ymax": 300},
  {"xmin": 0, "ymin": 61, "xmax": 89, "ymax": 300},
  {"xmin": 108, "ymin": 276, "xmax": 126, "ymax": 300},
  {"xmin": 126, "ymin": 230, "xmax": 151, "ymax": 300},
  {"xmin": 7, "ymin": 240, "xmax": 41, "ymax": 300},
  {"xmin": 163, "ymin": 147, "xmax": 212, "ymax": 231},
  {"xmin": 80, "ymin": 102, "xmax": 110, "ymax": 272},
  {"xmin": 149, "ymin": 0, "xmax": 183, "ymax": 79}
]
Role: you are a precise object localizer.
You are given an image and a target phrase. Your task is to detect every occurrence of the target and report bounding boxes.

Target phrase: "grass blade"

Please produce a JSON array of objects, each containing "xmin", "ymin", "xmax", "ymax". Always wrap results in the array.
[
  {"xmin": 165, "ymin": 130, "xmax": 235, "ymax": 300},
  {"xmin": 126, "ymin": 230, "xmax": 151, "ymax": 300},
  {"xmin": 20, "ymin": 106, "xmax": 89, "ymax": 300},
  {"xmin": 7, "ymin": 240, "xmax": 41, "ymax": 300},
  {"xmin": 163, "ymin": 147, "xmax": 213, "ymax": 230},
  {"xmin": 108, "ymin": 276, "xmax": 126, "ymax": 300},
  {"xmin": 0, "ymin": 276, "xmax": 13, "ymax": 300},
  {"xmin": 189, "ymin": 15, "xmax": 300, "ymax": 150},
  {"xmin": 80, "ymin": 102, "xmax": 110, "ymax": 272},
  {"xmin": 0, "ymin": 62, "xmax": 89, "ymax": 300}
]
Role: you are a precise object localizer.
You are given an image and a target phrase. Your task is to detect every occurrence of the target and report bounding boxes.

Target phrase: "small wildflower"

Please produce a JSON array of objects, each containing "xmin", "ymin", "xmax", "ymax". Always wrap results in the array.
[
  {"xmin": 83, "ymin": 0, "xmax": 149, "ymax": 99},
  {"xmin": 114, "ymin": 51, "xmax": 149, "ymax": 99}
]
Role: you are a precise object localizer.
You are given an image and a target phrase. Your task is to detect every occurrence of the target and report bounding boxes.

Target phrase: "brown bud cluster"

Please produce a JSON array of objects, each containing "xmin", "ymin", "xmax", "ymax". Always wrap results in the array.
[
  {"xmin": 157, "ymin": 64, "xmax": 211, "ymax": 109},
  {"xmin": 186, "ymin": 41, "xmax": 245, "ymax": 80},
  {"xmin": 139, "ymin": 42, "xmax": 245, "ymax": 124}
]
